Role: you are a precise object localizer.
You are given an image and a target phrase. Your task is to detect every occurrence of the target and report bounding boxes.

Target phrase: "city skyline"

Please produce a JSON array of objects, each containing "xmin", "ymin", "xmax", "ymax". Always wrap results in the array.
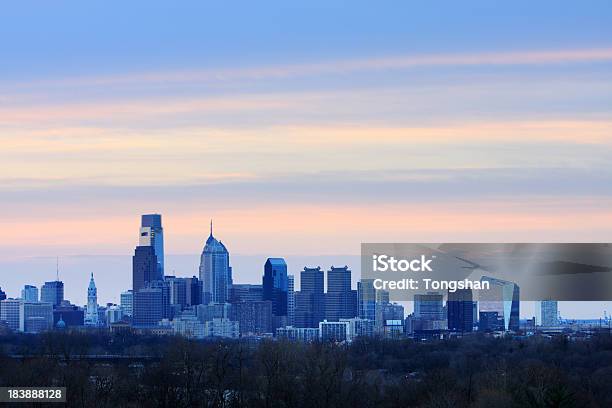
[{"xmin": 2, "ymin": 213, "xmax": 612, "ymax": 321}]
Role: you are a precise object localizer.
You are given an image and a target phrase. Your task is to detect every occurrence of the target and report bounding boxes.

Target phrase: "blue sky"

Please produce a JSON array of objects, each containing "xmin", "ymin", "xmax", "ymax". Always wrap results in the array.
[{"xmin": 1, "ymin": 1, "xmax": 612, "ymax": 317}]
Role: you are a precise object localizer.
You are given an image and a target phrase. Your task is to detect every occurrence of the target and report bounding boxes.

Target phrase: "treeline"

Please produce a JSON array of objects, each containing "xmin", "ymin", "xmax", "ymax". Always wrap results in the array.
[{"xmin": 1, "ymin": 332, "xmax": 612, "ymax": 407}]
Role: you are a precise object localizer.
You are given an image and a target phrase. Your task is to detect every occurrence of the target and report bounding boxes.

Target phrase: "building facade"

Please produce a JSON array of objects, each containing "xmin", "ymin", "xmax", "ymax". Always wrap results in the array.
[
  {"xmin": 132, "ymin": 245, "xmax": 159, "ymax": 292},
  {"xmin": 41, "ymin": 281, "xmax": 64, "ymax": 307},
  {"xmin": 140, "ymin": 214, "xmax": 164, "ymax": 277},
  {"xmin": 325, "ymin": 266, "xmax": 357, "ymax": 322},
  {"xmin": 199, "ymin": 222, "xmax": 232, "ymax": 304},
  {"xmin": 479, "ymin": 276, "xmax": 520, "ymax": 332},
  {"xmin": 21, "ymin": 285, "xmax": 38, "ymax": 302},
  {"xmin": 447, "ymin": 289, "xmax": 474, "ymax": 333},
  {"xmin": 294, "ymin": 266, "xmax": 325, "ymax": 328}
]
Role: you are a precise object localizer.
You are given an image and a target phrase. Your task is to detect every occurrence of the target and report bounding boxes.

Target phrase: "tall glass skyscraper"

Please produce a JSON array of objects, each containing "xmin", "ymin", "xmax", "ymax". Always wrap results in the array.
[
  {"xmin": 294, "ymin": 266, "xmax": 325, "ymax": 328},
  {"xmin": 139, "ymin": 214, "xmax": 164, "ymax": 278},
  {"xmin": 325, "ymin": 266, "xmax": 357, "ymax": 321},
  {"xmin": 132, "ymin": 246, "xmax": 159, "ymax": 291},
  {"xmin": 41, "ymin": 281, "xmax": 64, "ymax": 307},
  {"xmin": 479, "ymin": 276, "xmax": 520, "ymax": 332},
  {"xmin": 536, "ymin": 300, "xmax": 559, "ymax": 327},
  {"xmin": 263, "ymin": 258, "xmax": 288, "ymax": 315},
  {"xmin": 447, "ymin": 289, "xmax": 474, "ymax": 333},
  {"xmin": 199, "ymin": 222, "xmax": 232, "ymax": 304}
]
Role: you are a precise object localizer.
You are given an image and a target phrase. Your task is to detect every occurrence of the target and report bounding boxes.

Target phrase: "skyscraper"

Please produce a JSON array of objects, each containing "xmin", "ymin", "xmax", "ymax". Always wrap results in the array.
[
  {"xmin": 120, "ymin": 290, "xmax": 133, "ymax": 317},
  {"xmin": 414, "ymin": 292, "xmax": 444, "ymax": 320},
  {"xmin": 535, "ymin": 300, "xmax": 558, "ymax": 327},
  {"xmin": 185, "ymin": 276, "xmax": 203, "ymax": 307},
  {"xmin": 20, "ymin": 301, "xmax": 53, "ymax": 333},
  {"xmin": 479, "ymin": 276, "xmax": 520, "ymax": 332},
  {"xmin": 85, "ymin": 273, "xmax": 99, "ymax": 327},
  {"xmin": 294, "ymin": 266, "xmax": 325, "ymax": 328},
  {"xmin": 325, "ymin": 266, "xmax": 357, "ymax": 321},
  {"xmin": 447, "ymin": 289, "xmax": 474, "ymax": 333},
  {"xmin": 0, "ymin": 287, "xmax": 6, "ymax": 301},
  {"xmin": 0, "ymin": 299, "xmax": 20, "ymax": 331},
  {"xmin": 287, "ymin": 275, "xmax": 295, "ymax": 326},
  {"xmin": 132, "ymin": 245, "xmax": 159, "ymax": 292},
  {"xmin": 21, "ymin": 285, "xmax": 38, "ymax": 302},
  {"xmin": 41, "ymin": 281, "xmax": 64, "ymax": 307},
  {"xmin": 139, "ymin": 214, "xmax": 164, "ymax": 277},
  {"xmin": 263, "ymin": 258, "xmax": 288, "ymax": 328},
  {"xmin": 166, "ymin": 276, "xmax": 188, "ymax": 309},
  {"xmin": 199, "ymin": 221, "xmax": 232, "ymax": 304},
  {"xmin": 357, "ymin": 279, "xmax": 376, "ymax": 321},
  {"xmin": 133, "ymin": 286, "xmax": 164, "ymax": 328}
]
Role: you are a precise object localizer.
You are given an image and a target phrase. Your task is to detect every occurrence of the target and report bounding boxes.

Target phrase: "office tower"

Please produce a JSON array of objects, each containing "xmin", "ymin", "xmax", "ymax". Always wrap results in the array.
[
  {"xmin": 132, "ymin": 245, "xmax": 159, "ymax": 292},
  {"xmin": 85, "ymin": 273, "xmax": 99, "ymax": 327},
  {"xmin": 140, "ymin": 214, "xmax": 164, "ymax": 277},
  {"xmin": 53, "ymin": 301, "xmax": 84, "ymax": 327},
  {"xmin": 287, "ymin": 275, "xmax": 295, "ymax": 326},
  {"xmin": 41, "ymin": 281, "xmax": 64, "ymax": 307},
  {"xmin": 358, "ymin": 279, "xmax": 376, "ymax": 321},
  {"xmin": 263, "ymin": 258, "xmax": 288, "ymax": 328},
  {"xmin": 479, "ymin": 276, "xmax": 520, "ymax": 332},
  {"xmin": 535, "ymin": 300, "xmax": 558, "ymax": 327},
  {"xmin": 133, "ymin": 285, "xmax": 164, "ymax": 327},
  {"xmin": 294, "ymin": 266, "xmax": 325, "ymax": 328},
  {"xmin": 20, "ymin": 302, "xmax": 53, "ymax": 333},
  {"xmin": 230, "ymin": 284, "xmax": 263, "ymax": 303},
  {"xmin": 447, "ymin": 289, "xmax": 474, "ymax": 333},
  {"xmin": 325, "ymin": 266, "xmax": 358, "ymax": 321},
  {"xmin": 166, "ymin": 276, "xmax": 188, "ymax": 309},
  {"xmin": 414, "ymin": 292, "xmax": 444, "ymax": 320},
  {"xmin": 185, "ymin": 276, "xmax": 203, "ymax": 306},
  {"xmin": 231, "ymin": 300, "xmax": 273, "ymax": 335},
  {"xmin": 21, "ymin": 285, "xmax": 38, "ymax": 302},
  {"xmin": 199, "ymin": 221, "xmax": 232, "ymax": 304},
  {"xmin": 0, "ymin": 299, "xmax": 21, "ymax": 331},
  {"xmin": 120, "ymin": 290, "xmax": 133, "ymax": 317}
]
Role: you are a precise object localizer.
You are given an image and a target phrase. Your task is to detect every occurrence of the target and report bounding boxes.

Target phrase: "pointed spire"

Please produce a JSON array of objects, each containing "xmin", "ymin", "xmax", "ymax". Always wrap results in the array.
[{"xmin": 210, "ymin": 219, "xmax": 213, "ymax": 237}]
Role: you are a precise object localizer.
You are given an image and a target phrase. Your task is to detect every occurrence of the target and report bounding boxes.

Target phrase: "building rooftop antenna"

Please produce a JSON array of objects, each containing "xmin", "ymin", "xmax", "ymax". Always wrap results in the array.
[{"xmin": 56, "ymin": 256, "xmax": 60, "ymax": 281}]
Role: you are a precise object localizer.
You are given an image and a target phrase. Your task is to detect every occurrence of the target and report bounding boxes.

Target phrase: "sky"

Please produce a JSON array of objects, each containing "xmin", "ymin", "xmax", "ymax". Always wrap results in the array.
[{"xmin": 1, "ymin": 1, "xmax": 612, "ymax": 317}]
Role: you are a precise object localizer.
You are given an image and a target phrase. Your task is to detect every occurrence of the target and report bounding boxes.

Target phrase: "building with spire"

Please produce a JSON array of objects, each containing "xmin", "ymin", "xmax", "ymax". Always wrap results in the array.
[
  {"xmin": 41, "ymin": 257, "xmax": 64, "ymax": 307},
  {"xmin": 85, "ymin": 273, "xmax": 99, "ymax": 327},
  {"xmin": 199, "ymin": 221, "xmax": 233, "ymax": 304}
]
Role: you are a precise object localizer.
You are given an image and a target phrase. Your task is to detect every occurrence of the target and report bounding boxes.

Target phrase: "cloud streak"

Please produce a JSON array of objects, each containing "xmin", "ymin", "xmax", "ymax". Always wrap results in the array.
[{"xmin": 4, "ymin": 47, "xmax": 612, "ymax": 90}]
